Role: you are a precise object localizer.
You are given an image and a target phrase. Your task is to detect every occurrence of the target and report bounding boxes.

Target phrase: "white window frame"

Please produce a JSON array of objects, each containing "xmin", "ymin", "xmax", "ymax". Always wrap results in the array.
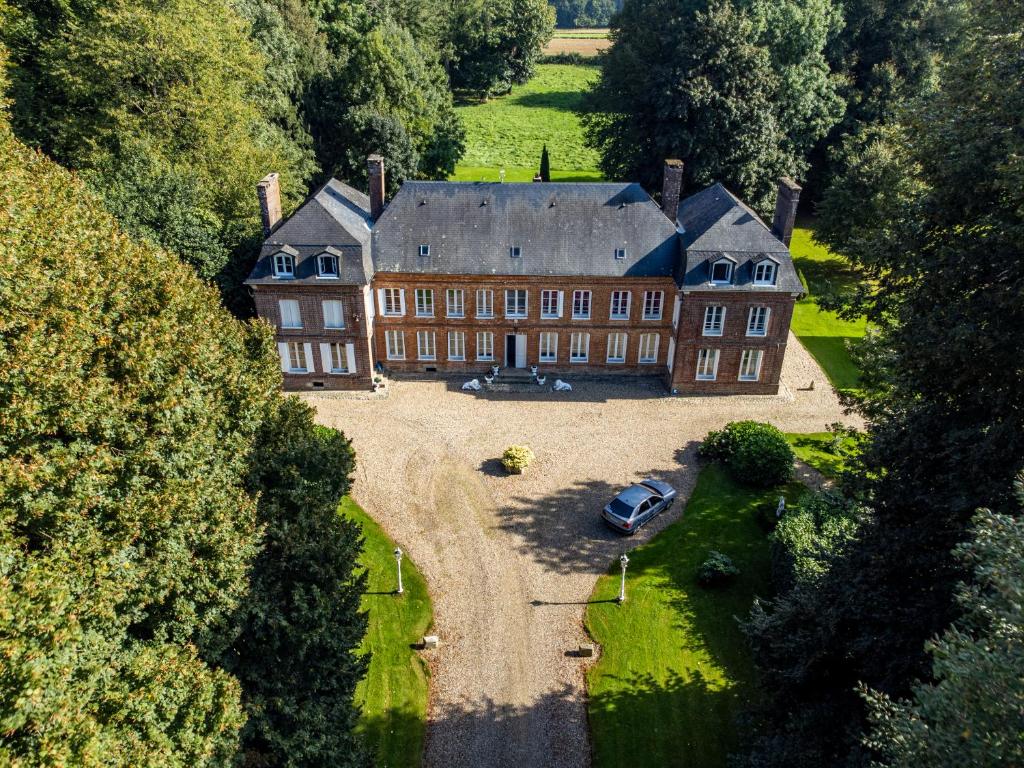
[
  {"xmin": 539, "ymin": 332, "xmax": 558, "ymax": 362},
  {"xmin": 322, "ymin": 299, "xmax": 344, "ymax": 330},
  {"xmin": 415, "ymin": 288, "xmax": 434, "ymax": 318},
  {"xmin": 540, "ymin": 289, "xmax": 563, "ymax": 319},
  {"xmin": 287, "ymin": 341, "xmax": 308, "ymax": 373},
  {"xmin": 710, "ymin": 259, "xmax": 734, "ymax": 285},
  {"xmin": 642, "ymin": 291, "xmax": 663, "ymax": 320},
  {"xmin": 446, "ymin": 288, "xmax": 465, "ymax": 318},
  {"xmin": 703, "ymin": 306, "xmax": 725, "ymax": 336},
  {"xmin": 317, "ymin": 252, "xmax": 339, "ymax": 278},
  {"xmin": 638, "ymin": 333, "xmax": 659, "ymax": 364},
  {"xmin": 416, "ymin": 330, "xmax": 436, "ymax": 361},
  {"xmin": 696, "ymin": 349, "xmax": 720, "ymax": 381},
  {"xmin": 610, "ymin": 290, "xmax": 631, "ymax": 320},
  {"xmin": 273, "ymin": 252, "xmax": 295, "ymax": 278},
  {"xmin": 419, "ymin": 244, "xmax": 430, "ymax": 257},
  {"xmin": 606, "ymin": 332, "xmax": 627, "ymax": 363},
  {"xmin": 739, "ymin": 349, "xmax": 763, "ymax": 381},
  {"xmin": 328, "ymin": 342, "xmax": 349, "ymax": 373},
  {"xmin": 476, "ymin": 332, "xmax": 494, "ymax": 361},
  {"xmin": 572, "ymin": 290, "xmax": 591, "ymax": 320},
  {"xmin": 380, "ymin": 288, "xmax": 405, "ymax": 317},
  {"xmin": 614, "ymin": 248, "xmax": 626, "ymax": 260},
  {"xmin": 510, "ymin": 246, "xmax": 522, "ymax": 258},
  {"xmin": 505, "ymin": 289, "xmax": 528, "ymax": 319},
  {"xmin": 570, "ymin": 332, "xmax": 590, "ymax": 363},
  {"xmin": 448, "ymin": 331, "xmax": 466, "ymax": 361},
  {"xmin": 278, "ymin": 299, "xmax": 302, "ymax": 329},
  {"xmin": 475, "ymin": 289, "xmax": 494, "ymax": 319},
  {"xmin": 747, "ymin": 306, "xmax": 770, "ymax": 337},
  {"xmin": 385, "ymin": 330, "xmax": 405, "ymax": 360},
  {"xmin": 753, "ymin": 260, "xmax": 777, "ymax": 285}
]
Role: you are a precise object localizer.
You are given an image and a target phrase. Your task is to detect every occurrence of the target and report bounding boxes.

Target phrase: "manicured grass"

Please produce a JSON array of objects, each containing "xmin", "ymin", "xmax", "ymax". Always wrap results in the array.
[
  {"xmin": 342, "ymin": 497, "xmax": 432, "ymax": 768},
  {"xmin": 785, "ymin": 432, "xmax": 857, "ymax": 480},
  {"xmin": 789, "ymin": 223, "xmax": 867, "ymax": 393},
  {"xmin": 452, "ymin": 64, "xmax": 602, "ymax": 181},
  {"xmin": 585, "ymin": 465, "xmax": 805, "ymax": 768}
]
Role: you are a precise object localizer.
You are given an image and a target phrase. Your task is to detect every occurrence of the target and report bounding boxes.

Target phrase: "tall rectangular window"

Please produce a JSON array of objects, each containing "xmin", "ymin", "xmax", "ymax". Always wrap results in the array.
[
  {"xmin": 476, "ymin": 289, "xmax": 494, "ymax": 318},
  {"xmin": 570, "ymin": 332, "xmax": 590, "ymax": 362},
  {"xmin": 638, "ymin": 333, "xmax": 659, "ymax": 363},
  {"xmin": 747, "ymin": 306, "xmax": 770, "ymax": 336},
  {"xmin": 415, "ymin": 289, "xmax": 434, "ymax": 317},
  {"xmin": 381, "ymin": 288, "xmax": 403, "ymax": 316},
  {"xmin": 328, "ymin": 342, "xmax": 349, "ymax": 373},
  {"xmin": 539, "ymin": 332, "xmax": 558, "ymax": 362},
  {"xmin": 642, "ymin": 291, "xmax": 663, "ymax": 320},
  {"xmin": 322, "ymin": 300, "xmax": 344, "ymax": 329},
  {"xmin": 703, "ymin": 306, "xmax": 725, "ymax": 336},
  {"xmin": 540, "ymin": 290, "xmax": 562, "ymax": 319},
  {"xmin": 279, "ymin": 299, "xmax": 302, "ymax": 329},
  {"xmin": 448, "ymin": 331, "xmax": 466, "ymax": 361},
  {"xmin": 753, "ymin": 261, "xmax": 777, "ymax": 285},
  {"xmin": 505, "ymin": 289, "xmax": 528, "ymax": 318},
  {"xmin": 572, "ymin": 290, "xmax": 591, "ymax": 319},
  {"xmin": 739, "ymin": 349, "xmax": 763, "ymax": 381},
  {"xmin": 287, "ymin": 341, "xmax": 308, "ymax": 372},
  {"xmin": 696, "ymin": 349, "xmax": 720, "ymax": 380},
  {"xmin": 446, "ymin": 289, "xmax": 465, "ymax": 318},
  {"xmin": 610, "ymin": 290, "xmax": 631, "ymax": 320},
  {"xmin": 317, "ymin": 253, "xmax": 338, "ymax": 278},
  {"xmin": 607, "ymin": 332, "xmax": 627, "ymax": 363},
  {"xmin": 385, "ymin": 330, "xmax": 405, "ymax": 360},
  {"xmin": 417, "ymin": 331, "xmax": 436, "ymax": 360},
  {"xmin": 273, "ymin": 253, "xmax": 294, "ymax": 278},
  {"xmin": 477, "ymin": 332, "xmax": 494, "ymax": 361}
]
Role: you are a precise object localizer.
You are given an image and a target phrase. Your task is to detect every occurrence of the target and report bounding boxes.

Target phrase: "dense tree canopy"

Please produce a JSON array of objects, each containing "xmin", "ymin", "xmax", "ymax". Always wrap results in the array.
[{"xmin": 550, "ymin": 0, "xmax": 616, "ymax": 27}]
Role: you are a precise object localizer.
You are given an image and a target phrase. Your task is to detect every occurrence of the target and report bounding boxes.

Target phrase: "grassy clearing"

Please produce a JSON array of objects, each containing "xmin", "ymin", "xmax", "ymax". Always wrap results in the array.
[
  {"xmin": 785, "ymin": 432, "xmax": 857, "ymax": 480},
  {"xmin": 342, "ymin": 497, "xmax": 432, "ymax": 768},
  {"xmin": 585, "ymin": 465, "xmax": 805, "ymax": 768},
  {"xmin": 453, "ymin": 64, "xmax": 602, "ymax": 180},
  {"xmin": 789, "ymin": 223, "xmax": 867, "ymax": 393}
]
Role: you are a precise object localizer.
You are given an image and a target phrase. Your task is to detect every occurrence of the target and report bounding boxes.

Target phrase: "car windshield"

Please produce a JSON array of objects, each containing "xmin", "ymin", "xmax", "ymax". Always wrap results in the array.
[{"xmin": 608, "ymin": 498, "xmax": 635, "ymax": 518}]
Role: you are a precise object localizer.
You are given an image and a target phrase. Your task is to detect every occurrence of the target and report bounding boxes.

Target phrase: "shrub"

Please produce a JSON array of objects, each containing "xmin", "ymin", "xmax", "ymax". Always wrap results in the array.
[
  {"xmin": 502, "ymin": 445, "xmax": 536, "ymax": 474},
  {"xmin": 697, "ymin": 551, "xmax": 740, "ymax": 587},
  {"xmin": 699, "ymin": 421, "xmax": 795, "ymax": 488}
]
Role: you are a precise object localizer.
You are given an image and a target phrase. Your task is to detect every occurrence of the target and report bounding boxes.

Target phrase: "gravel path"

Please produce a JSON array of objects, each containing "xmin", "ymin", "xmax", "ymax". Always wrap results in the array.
[{"xmin": 304, "ymin": 334, "xmax": 858, "ymax": 768}]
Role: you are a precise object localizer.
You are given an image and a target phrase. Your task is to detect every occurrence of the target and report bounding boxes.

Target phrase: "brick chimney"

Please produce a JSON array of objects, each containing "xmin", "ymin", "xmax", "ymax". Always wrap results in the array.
[
  {"xmin": 771, "ymin": 177, "xmax": 802, "ymax": 247},
  {"xmin": 661, "ymin": 159, "xmax": 684, "ymax": 219},
  {"xmin": 367, "ymin": 154, "xmax": 385, "ymax": 220},
  {"xmin": 257, "ymin": 173, "xmax": 282, "ymax": 238}
]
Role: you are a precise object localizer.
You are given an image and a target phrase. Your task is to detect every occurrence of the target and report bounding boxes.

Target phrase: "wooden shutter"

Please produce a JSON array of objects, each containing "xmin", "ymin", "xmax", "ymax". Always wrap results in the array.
[
  {"xmin": 320, "ymin": 343, "xmax": 332, "ymax": 373},
  {"xmin": 556, "ymin": 291, "xmax": 564, "ymax": 318},
  {"xmin": 377, "ymin": 288, "xmax": 385, "ymax": 314},
  {"xmin": 346, "ymin": 343, "xmax": 357, "ymax": 374},
  {"xmin": 398, "ymin": 289, "xmax": 406, "ymax": 315},
  {"xmin": 277, "ymin": 342, "xmax": 290, "ymax": 372},
  {"xmin": 303, "ymin": 343, "xmax": 314, "ymax": 373}
]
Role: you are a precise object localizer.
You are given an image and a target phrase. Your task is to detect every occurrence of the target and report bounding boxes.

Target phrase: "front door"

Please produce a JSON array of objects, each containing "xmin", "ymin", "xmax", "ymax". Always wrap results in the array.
[
  {"xmin": 505, "ymin": 334, "xmax": 528, "ymax": 368},
  {"xmin": 505, "ymin": 334, "xmax": 516, "ymax": 367},
  {"xmin": 515, "ymin": 334, "xmax": 527, "ymax": 368}
]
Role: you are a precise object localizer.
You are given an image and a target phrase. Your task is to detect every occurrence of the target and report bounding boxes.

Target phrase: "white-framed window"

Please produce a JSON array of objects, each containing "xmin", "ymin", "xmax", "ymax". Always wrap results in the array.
[
  {"xmin": 417, "ymin": 331, "xmax": 436, "ymax": 360},
  {"xmin": 747, "ymin": 306, "xmax": 770, "ymax": 337},
  {"xmin": 328, "ymin": 342, "xmax": 349, "ymax": 373},
  {"xmin": 539, "ymin": 332, "xmax": 558, "ymax": 362},
  {"xmin": 643, "ymin": 291, "xmax": 663, "ymax": 320},
  {"xmin": 381, "ymin": 288, "xmax": 404, "ymax": 316},
  {"xmin": 476, "ymin": 332, "xmax": 494, "ymax": 361},
  {"xmin": 505, "ymin": 289, "xmax": 527, "ymax": 318},
  {"xmin": 279, "ymin": 299, "xmax": 302, "ymax": 329},
  {"xmin": 703, "ymin": 306, "xmax": 725, "ymax": 336},
  {"xmin": 510, "ymin": 246, "xmax": 522, "ymax": 258},
  {"xmin": 419, "ymin": 244, "xmax": 430, "ymax": 257},
  {"xmin": 614, "ymin": 248, "xmax": 626, "ymax": 260},
  {"xmin": 753, "ymin": 260, "xmax": 777, "ymax": 285},
  {"xmin": 476, "ymin": 289, "xmax": 494, "ymax": 319},
  {"xmin": 287, "ymin": 341, "xmax": 308, "ymax": 372},
  {"xmin": 607, "ymin": 332, "xmax": 627, "ymax": 363},
  {"xmin": 448, "ymin": 331, "xmax": 466, "ymax": 361},
  {"xmin": 739, "ymin": 349, "xmax": 763, "ymax": 381},
  {"xmin": 273, "ymin": 252, "xmax": 294, "ymax": 278},
  {"xmin": 570, "ymin": 332, "xmax": 590, "ymax": 362},
  {"xmin": 696, "ymin": 348, "xmax": 720, "ymax": 381},
  {"xmin": 610, "ymin": 290, "xmax": 631, "ymax": 320},
  {"xmin": 710, "ymin": 259, "xmax": 734, "ymax": 284},
  {"xmin": 446, "ymin": 289, "xmax": 465, "ymax": 318},
  {"xmin": 322, "ymin": 300, "xmax": 344, "ymax": 329},
  {"xmin": 540, "ymin": 289, "xmax": 562, "ymax": 319},
  {"xmin": 572, "ymin": 290, "xmax": 591, "ymax": 320},
  {"xmin": 415, "ymin": 288, "xmax": 434, "ymax": 317},
  {"xmin": 385, "ymin": 330, "xmax": 405, "ymax": 360},
  {"xmin": 317, "ymin": 253, "xmax": 339, "ymax": 278},
  {"xmin": 638, "ymin": 333, "xmax": 659, "ymax": 363}
]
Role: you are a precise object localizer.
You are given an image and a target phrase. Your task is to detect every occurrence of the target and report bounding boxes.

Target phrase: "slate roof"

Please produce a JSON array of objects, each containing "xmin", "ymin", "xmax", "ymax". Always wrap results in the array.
[
  {"xmin": 675, "ymin": 183, "xmax": 803, "ymax": 293},
  {"xmin": 245, "ymin": 179, "xmax": 374, "ymax": 285},
  {"xmin": 370, "ymin": 181, "xmax": 679, "ymax": 278}
]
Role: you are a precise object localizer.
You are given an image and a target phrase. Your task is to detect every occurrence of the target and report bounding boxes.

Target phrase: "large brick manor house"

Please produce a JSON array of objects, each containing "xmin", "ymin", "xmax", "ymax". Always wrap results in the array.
[{"xmin": 246, "ymin": 157, "xmax": 804, "ymax": 394}]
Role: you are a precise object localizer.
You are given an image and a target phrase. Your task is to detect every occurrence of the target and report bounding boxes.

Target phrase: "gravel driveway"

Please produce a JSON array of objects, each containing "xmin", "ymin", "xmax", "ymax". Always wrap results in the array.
[{"xmin": 304, "ymin": 334, "xmax": 858, "ymax": 768}]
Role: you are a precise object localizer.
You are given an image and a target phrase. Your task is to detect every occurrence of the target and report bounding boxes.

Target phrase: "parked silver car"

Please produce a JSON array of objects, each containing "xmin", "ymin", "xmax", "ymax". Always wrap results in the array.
[{"xmin": 601, "ymin": 479, "xmax": 678, "ymax": 534}]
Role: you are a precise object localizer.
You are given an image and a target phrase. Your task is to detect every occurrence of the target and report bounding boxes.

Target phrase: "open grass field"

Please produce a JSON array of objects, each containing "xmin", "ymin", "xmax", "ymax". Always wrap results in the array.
[
  {"xmin": 342, "ymin": 497, "xmax": 433, "ymax": 768},
  {"xmin": 585, "ymin": 465, "xmax": 806, "ymax": 768},
  {"xmin": 451, "ymin": 63, "xmax": 603, "ymax": 183}
]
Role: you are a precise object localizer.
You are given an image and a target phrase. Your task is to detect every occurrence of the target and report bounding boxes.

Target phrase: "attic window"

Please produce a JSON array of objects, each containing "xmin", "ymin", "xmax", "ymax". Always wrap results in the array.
[
  {"xmin": 710, "ymin": 259, "xmax": 733, "ymax": 285},
  {"xmin": 614, "ymin": 248, "xmax": 626, "ymax": 260},
  {"xmin": 317, "ymin": 253, "xmax": 339, "ymax": 278},
  {"xmin": 753, "ymin": 260, "xmax": 777, "ymax": 285},
  {"xmin": 273, "ymin": 252, "xmax": 295, "ymax": 278},
  {"xmin": 510, "ymin": 246, "xmax": 522, "ymax": 258},
  {"xmin": 419, "ymin": 244, "xmax": 430, "ymax": 257}
]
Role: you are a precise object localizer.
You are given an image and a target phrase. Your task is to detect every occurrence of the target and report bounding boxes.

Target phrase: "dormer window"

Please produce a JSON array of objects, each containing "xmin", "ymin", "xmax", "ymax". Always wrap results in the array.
[
  {"xmin": 710, "ymin": 258, "xmax": 734, "ymax": 284},
  {"xmin": 273, "ymin": 252, "xmax": 295, "ymax": 278},
  {"xmin": 317, "ymin": 252, "xmax": 339, "ymax": 278},
  {"xmin": 510, "ymin": 246, "xmax": 522, "ymax": 258},
  {"xmin": 615, "ymin": 248, "xmax": 626, "ymax": 260},
  {"xmin": 419, "ymin": 244, "xmax": 430, "ymax": 257},
  {"xmin": 753, "ymin": 259, "xmax": 777, "ymax": 285}
]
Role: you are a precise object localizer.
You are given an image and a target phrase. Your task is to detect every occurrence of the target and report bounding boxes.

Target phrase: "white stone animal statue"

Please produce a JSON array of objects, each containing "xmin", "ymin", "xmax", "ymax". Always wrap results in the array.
[
  {"xmin": 553, "ymin": 379, "xmax": 572, "ymax": 392},
  {"xmin": 462, "ymin": 378, "xmax": 482, "ymax": 391}
]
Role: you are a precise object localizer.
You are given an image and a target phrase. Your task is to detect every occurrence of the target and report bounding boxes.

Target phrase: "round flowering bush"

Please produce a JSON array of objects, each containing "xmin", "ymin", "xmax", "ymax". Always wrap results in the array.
[
  {"xmin": 501, "ymin": 445, "xmax": 536, "ymax": 474},
  {"xmin": 699, "ymin": 420, "xmax": 795, "ymax": 488}
]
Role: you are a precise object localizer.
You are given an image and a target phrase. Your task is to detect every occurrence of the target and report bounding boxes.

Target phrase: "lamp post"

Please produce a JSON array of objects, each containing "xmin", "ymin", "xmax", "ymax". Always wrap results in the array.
[
  {"xmin": 618, "ymin": 553, "xmax": 629, "ymax": 604},
  {"xmin": 394, "ymin": 547, "xmax": 404, "ymax": 595}
]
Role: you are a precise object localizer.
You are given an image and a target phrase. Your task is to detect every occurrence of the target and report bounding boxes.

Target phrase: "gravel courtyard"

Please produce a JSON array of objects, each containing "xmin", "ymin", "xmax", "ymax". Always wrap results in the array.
[{"xmin": 304, "ymin": 334, "xmax": 858, "ymax": 768}]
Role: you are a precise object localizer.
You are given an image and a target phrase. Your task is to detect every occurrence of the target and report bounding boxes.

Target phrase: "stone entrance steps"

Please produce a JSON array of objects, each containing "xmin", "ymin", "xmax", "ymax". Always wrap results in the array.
[{"xmin": 480, "ymin": 367, "xmax": 551, "ymax": 393}]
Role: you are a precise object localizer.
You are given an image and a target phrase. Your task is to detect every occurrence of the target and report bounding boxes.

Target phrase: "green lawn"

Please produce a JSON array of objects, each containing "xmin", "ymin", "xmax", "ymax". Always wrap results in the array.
[
  {"xmin": 452, "ymin": 63, "xmax": 602, "ymax": 182},
  {"xmin": 785, "ymin": 432, "xmax": 857, "ymax": 480},
  {"xmin": 341, "ymin": 497, "xmax": 432, "ymax": 768},
  {"xmin": 789, "ymin": 223, "xmax": 867, "ymax": 393},
  {"xmin": 585, "ymin": 466, "xmax": 805, "ymax": 768}
]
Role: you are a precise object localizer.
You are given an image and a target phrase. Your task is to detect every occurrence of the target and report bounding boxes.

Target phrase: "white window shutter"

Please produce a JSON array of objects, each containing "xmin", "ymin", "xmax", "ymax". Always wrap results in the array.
[
  {"xmin": 303, "ymin": 343, "xmax": 314, "ymax": 373},
  {"xmin": 667, "ymin": 337, "xmax": 675, "ymax": 372},
  {"xmin": 320, "ymin": 343, "xmax": 332, "ymax": 373},
  {"xmin": 557, "ymin": 291, "xmax": 564, "ymax": 318},
  {"xmin": 672, "ymin": 295, "xmax": 681, "ymax": 328},
  {"xmin": 398, "ymin": 289, "xmax": 406, "ymax": 315},
  {"xmin": 277, "ymin": 342, "xmax": 290, "ymax": 372},
  {"xmin": 377, "ymin": 288, "xmax": 385, "ymax": 314},
  {"xmin": 346, "ymin": 343, "xmax": 357, "ymax": 374}
]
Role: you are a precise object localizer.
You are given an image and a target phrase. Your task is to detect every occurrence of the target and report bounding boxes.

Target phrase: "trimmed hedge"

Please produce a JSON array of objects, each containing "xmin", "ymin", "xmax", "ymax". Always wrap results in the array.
[{"xmin": 502, "ymin": 445, "xmax": 536, "ymax": 474}]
